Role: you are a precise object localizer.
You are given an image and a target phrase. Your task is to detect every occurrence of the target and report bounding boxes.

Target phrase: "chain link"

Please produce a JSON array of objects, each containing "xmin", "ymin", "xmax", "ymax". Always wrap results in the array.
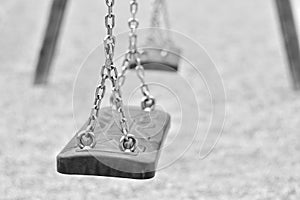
[{"xmin": 105, "ymin": 0, "xmax": 115, "ymax": 35}]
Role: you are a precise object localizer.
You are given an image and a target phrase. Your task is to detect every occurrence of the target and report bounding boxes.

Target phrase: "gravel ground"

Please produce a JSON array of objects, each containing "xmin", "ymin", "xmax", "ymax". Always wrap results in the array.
[{"xmin": 0, "ymin": 0, "xmax": 300, "ymax": 199}]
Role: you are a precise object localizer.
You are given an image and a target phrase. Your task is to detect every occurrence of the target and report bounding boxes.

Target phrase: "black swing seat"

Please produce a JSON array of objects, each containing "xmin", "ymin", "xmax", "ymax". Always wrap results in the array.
[
  {"xmin": 57, "ymin": 106, "xmax": 170, "ymax": 179},
  {"xmin": 129, "ymin": 46, "xmax": 181, "ymax": 72}
]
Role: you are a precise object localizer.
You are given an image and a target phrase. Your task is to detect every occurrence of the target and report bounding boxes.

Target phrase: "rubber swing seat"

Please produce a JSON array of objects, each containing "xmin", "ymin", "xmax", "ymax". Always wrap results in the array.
[{"xmin": 57, "ymin": 106, "xmax": 170, "ymax": 179}]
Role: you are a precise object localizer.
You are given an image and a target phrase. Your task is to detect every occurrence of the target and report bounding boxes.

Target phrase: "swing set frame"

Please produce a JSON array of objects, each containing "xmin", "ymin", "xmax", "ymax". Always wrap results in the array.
[{"xmin": 34, "ymin": 0, "xmax": 300, "ymax": 90}]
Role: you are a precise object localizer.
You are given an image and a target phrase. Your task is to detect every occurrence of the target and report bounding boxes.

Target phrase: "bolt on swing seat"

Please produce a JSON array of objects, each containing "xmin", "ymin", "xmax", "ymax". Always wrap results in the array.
[{"xmin": 57, "ymin": 106, "xmax": 170, "ymax": 179}]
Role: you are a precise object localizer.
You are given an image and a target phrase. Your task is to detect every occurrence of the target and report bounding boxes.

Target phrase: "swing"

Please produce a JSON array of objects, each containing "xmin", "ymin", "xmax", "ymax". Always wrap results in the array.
[
  {"xmin": 130, "ymin": 0, "xmax": 181, "ymax": 72},
  {"xmin": 57, "ymin": 0, "xmax": 171, "ymax": 179}
]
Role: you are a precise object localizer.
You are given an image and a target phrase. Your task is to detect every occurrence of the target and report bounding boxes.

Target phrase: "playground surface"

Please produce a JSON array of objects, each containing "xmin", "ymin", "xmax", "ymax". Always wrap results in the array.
[{"xmin": 0, "ymin": 0, "xmax": 299, "ymax": 199}]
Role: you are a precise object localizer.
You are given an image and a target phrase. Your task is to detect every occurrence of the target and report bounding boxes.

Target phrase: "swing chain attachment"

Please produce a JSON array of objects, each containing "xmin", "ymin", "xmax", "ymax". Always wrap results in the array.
[
  {"xmin": 109, "ymin": 66, "xmax": 138, "ymax": 152},
  {"xmin": 119, "ymin": 134, "xmax": 138, "ymax": 153},
  {"xmin": 104, "ymin": 0, "xmax": 137, "ymax": 152},
  {"xmin": 117, "ymin": 0, "xmax": 156, "ymax": 112},
  {"xmin": 76, "ymin": 130, "xmax": 96, "ymax": 150},
  {"xmin": 109, "ymin": 66, "xmax": 138, "ymax": 153},
  {"xmin": 77, "ymin": 64, "xmax": 108, "ymax": 149},
  {"xmin": 76, "ymin": 0, "xmax": 137, "ymax": 152}
]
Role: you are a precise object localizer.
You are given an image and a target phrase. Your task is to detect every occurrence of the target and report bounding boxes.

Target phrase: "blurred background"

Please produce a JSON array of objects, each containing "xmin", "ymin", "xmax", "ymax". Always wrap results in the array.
[{"xmin": 0, "ymin": 0, "xmax": 299, "ymax": 199}]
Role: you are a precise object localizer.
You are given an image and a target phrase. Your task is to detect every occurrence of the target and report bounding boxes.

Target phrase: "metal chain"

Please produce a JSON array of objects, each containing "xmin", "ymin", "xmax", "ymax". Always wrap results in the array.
[
  {"xmin": 117, "ymin": 0, "xmax": 156, "ymax": 112},
  {"xmin": 77, "ymin": 0, "xmax": 137, "ymax": 152}
]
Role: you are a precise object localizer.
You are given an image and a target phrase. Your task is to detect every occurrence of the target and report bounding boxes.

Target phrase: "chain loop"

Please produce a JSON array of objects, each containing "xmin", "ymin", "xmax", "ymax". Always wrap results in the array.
[
  {"xmin": 77, "ymin": 130, "xmax": 96, "ymax": 149},
  {"xmin": 105, "ymin": 0, "xmax": 114, "ymax": 7},
  {"xmin": 130, "ymin": 0, "xmax": 138, "ymax": 16},
  {"xmin": 120, "ymin": 134, "xmax": 138, "ymax": 152}
]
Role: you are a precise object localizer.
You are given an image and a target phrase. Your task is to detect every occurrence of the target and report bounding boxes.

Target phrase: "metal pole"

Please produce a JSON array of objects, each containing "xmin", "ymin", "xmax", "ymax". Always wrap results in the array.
[
  {"xmin": 34, "ymin": 0, "xmax": 68, "ymax": 85},
  {"xmin": 275, "ymin": 0, "xmax": 300, "ymax": 90}
]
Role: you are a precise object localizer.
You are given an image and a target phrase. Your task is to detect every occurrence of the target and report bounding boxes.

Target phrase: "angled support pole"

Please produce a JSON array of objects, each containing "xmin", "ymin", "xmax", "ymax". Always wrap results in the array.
[
  {"xmin": 34, "ymin": 0, "xmax": 69, "ymax": 85},
  {"xmin": 275, "ymin": 0, "xmax": 300, "ymax": 90}
]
